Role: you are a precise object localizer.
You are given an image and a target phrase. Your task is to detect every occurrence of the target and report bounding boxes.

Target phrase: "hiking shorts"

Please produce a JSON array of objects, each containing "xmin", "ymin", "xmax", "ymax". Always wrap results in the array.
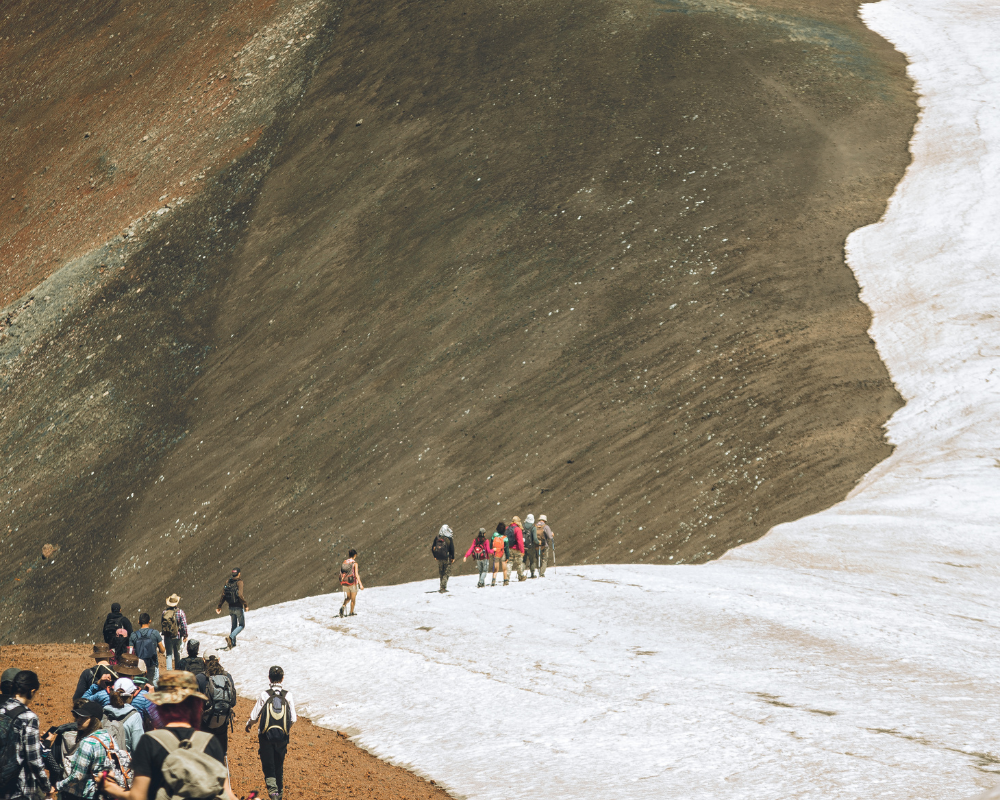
[{"xmin": 341, "ymin": 584, "xmax": 358, "ymax": 602}]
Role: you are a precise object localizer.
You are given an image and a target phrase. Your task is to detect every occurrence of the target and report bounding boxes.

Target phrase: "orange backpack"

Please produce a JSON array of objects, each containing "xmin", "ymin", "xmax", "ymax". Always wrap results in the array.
[{"xmin": 492, "ymin": 536, "xmax": 506, "ymax": 560}]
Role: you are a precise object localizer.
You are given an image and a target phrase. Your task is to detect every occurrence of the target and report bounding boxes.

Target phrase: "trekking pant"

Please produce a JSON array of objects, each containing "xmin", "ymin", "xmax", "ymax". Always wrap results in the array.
[
  {"xmin": 540, "ymin": 548, "xmax": 549, "ymax": 577},
  {"xmin": 210, "ymin": 723, "xmax": 229, "ymax": 755},
  {"xmin": 229, "ymin": 607, "xmax": 245, "ymax": 644},
  {"xmin": 438, "ymin": 559, "xmax": 453, "ymax": 590},
  {"xmin": 163, "ymin": 636, "xmax": 181, "ymax": 670},
  {"xmin": 511, "ymin": 551, "xmax": 525, "ymax": 581},
  {"xmin": 475, "ymin": 558, "xmax": 488, "ymax": 587},
  {"xmin": 258, "ymin": 734, "xmax": 288, "ymax": 794},
  {"xmin": 524, "ymin": 547, "xmax": 538, "ymax": 577}
]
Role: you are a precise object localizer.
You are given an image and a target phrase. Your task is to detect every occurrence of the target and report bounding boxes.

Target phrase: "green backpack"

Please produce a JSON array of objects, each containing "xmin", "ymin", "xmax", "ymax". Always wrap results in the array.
[{"xmin": 147, "ymin": 730, "xmax": 227, "ymax": 800}]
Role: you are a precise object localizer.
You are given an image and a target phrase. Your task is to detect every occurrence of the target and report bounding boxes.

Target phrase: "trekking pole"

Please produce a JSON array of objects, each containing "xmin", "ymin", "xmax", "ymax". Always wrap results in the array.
[{"xmin": 553, "ymin": 544, "xmax": 557, "ymax": 575}]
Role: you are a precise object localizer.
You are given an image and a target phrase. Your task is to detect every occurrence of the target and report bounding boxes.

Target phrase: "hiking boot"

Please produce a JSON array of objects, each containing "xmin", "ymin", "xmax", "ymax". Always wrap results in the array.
[
  {"xmin": 348, "ymin": 612, "xmax": 357, "ymax": 616},
  {"xmin": 339, "ymin": 606, "xmax": 345, "ymax": 618},
  {"xmin": 503, "ymin": 580, "xmax": 509, "ymax": 586},
  {"xmin": 224, "ymin": 635, "xmax": 233, "ymax": 649}
]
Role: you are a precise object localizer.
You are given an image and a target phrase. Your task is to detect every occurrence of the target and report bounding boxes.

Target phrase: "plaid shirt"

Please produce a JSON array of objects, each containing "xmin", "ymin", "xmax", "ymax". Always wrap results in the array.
[
  {"xmin": 55, "ymin": 728, "xmax": 116, "ymax": 799},
  {"xmin": 162, "ymin": 607, "xmax": 188, "ymax": 638},
  {"xmin": 0, "ymin": 698, "xmax": 51, "ymax": 799}
]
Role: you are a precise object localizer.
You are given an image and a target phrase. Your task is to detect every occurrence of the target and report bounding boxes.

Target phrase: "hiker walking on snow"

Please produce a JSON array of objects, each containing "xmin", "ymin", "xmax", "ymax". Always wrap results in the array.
[
  {"xmin": 463, "ymin": 529, "xmax": 493, "ymax": 588},
  {"xmin": 507, "ymin": 516, "xmax": 526, "ymax": 581},
  {"xmin": 215, "ymin": 568, "xmax": 249, "ymax": 649},
  {"xmin": 98, "ymin": 670, "xmax": 238, "ymax": 800},
  {"xmin": 491, "ymin": 523, "xmax": 510, "ymax": 586},
  {"xmin": 522, "ymin": 514, "xmax": 540, "ymax": 578},
  {"xmin": 245, "ymin": 665, "xmax": 297, "ymax": 800},
  {"xmin": 160, "ymin": 594, "xmax": 188, "ymax": 671},
  {"xmin": 0, "ymin": 670, "xmax": 51, "ymax": 800},
  {"xmin": 339, "ymin": 549, "xmax": 364, "ymax": 617},
  {"xmin": 102, "ymin": 602, "xmax": 134, "ymax": 662},
  {"xmin": 431, "ymin": 524, "xmax": 456, "ymax": 593},
  {"xmin": 538, "ymin": 514, "xmax": 554, "ymax": 577},
  {"xmin": 129, "ymin": 614, "xmax": 166, "ymax": 686}
]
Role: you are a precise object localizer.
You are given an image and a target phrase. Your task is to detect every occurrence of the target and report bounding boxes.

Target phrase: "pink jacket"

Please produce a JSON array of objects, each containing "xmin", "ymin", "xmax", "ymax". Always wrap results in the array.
[
  {"xmin": 465, "ymin": 538, "xmax": 493, "ymax": 559},
  {"xmin": 507, "ymin": 524, "xmax": 524, "ymax": 554}
]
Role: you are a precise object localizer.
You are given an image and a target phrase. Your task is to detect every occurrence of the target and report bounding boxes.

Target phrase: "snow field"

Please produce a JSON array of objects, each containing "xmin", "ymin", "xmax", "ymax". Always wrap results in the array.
[{"xmin": 194, "ymin": 0, "xmax": 1000, "ymax": 797}]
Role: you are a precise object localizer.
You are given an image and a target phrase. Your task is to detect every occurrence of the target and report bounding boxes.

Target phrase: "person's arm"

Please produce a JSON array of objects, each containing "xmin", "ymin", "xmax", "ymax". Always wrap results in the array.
[
  {"xmin": 449, "ymin": 538, "xmax": 455, "ymax": 562},
  {"xmin": 285, "ymin": 691, "xmax": 298, "ymax": 725},
  {"xmin": 463, "ymin": 541, "xmax": 476, "ymax": 560},
  {"xmin": 73, "ymin": 669, "xmax": 92, "ymax": 700},
  {"xmin": 245, "ymin": 692, "xmax": 266, "ymax": 731},
  {"xmin": 124, "ymin": 616, "xmax": 133, "ymax": 635},
  {"xmin": 237, "ymin": 580, "xmax": 249, "ymax": 611},
  {"xmin": 21, "ymin": 714, "xmax": 51, "ymax": 794},
  {"xmin": 354, "ymin": 563, "xmax": 364, "ymax": 591},
  {"xmin": 216, "ymin": 588, "xmax": 226, "ymax": 613}
]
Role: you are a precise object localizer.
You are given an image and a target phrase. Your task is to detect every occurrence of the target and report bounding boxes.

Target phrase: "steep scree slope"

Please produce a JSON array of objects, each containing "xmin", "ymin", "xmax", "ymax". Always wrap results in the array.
[{"xmin": 0, "ymin": 0, "xmax": 915, "ymax": 641}]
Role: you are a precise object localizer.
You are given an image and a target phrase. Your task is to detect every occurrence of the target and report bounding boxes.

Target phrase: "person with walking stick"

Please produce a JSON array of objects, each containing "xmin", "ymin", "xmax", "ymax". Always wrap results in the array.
[{"xmin": 538, "ymin": 515, "xmax": 555, "ymax": 577}]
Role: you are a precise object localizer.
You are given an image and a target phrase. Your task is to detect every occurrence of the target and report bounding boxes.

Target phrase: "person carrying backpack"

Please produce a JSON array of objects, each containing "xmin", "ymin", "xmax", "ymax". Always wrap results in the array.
[
  {"xmin": 73, "ymin": 644, "xmax": 117, "ymax": 701},
  {"xmin": 160, "ymin": 594, "xmax": 188, "ymax": 671},
  {"xmin": 490, "ymin": 523, "xmax": 509, "ymax": 587},
  {"xmin": 102, "ymin": 603, "xmax": 134, "ymax": 661},
  {"xmin": 98, "ymin": 670, "xmax": 237, "ymax": 800},
  {"xmin": 507, "ymin": 516, "xmax": 526, "ymax": 582},
  {"xmin": 462, "ymin": 529, "xmax": 493, "ymax": 588},
  {"xmin": 55, "ymin": 700, "xmax": 132, "ymax": 799},
  {"xmin": 177, "ymin": 640, "xmax": 207, "ymax": 677},
  {"xmin": 522, "ymin": 514, "xmax": 540, "ymax": 578},
  {"xmin": 0, "ymin": 670, "xmax": 50, "ymax": 800},
  {"xmin": 215, "ymin": 568, "xmax": 249, "ymax": 650},
  {"xmin": 244, "ymin": 666, "xmax": 297, "ymax": 800},
  {"xmin": 41, "ymin": 700, "xmax": 84, "ymax": 793},
  {"xmin": 431, "ymin": 524, "xmax": 456, "ymax": 593},
  {"xmin": 201, "ymin": 655, "xmax": 236, "ymax": 755},
  {"xmin": 129, "ymin": 614, "xmax": 166, "ymax": 686},
  {"xmin": 338, "ymin": 549, "xmax": 364, "ymax": 618},
  {"xmin": 103, "ymin": 687, "xmax": 145, "ymax": 754},
  {"xmin": 537, "ymin": 514, "xmax": 555, "ymax": 577}
]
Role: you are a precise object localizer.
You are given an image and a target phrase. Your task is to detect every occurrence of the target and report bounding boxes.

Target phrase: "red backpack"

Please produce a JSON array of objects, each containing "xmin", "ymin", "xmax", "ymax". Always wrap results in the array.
[
  {"xmin": 473, "ymin": 538, "xmax": 488, "ymax": 560},
  {"xmin": 340, "ymin": 559, "xmax": 356, "ymax": 586}
]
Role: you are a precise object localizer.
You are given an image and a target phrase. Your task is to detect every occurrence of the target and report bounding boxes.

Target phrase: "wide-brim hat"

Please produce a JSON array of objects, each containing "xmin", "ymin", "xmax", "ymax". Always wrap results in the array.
[
  {"xmin": 92, "ymin": 643, "xmax": 113, "ymax": 661},
  {"xmin": 147, "ymin": 670, "xmax": 208, "ymax": 705},
  {"xmin": 115, "ymin": 652, "xmax": 144, "ymax": 676},
  {"xmin": 166, "ymin": 594, "xmax": 181, "ymax": 607},
  {"xmin": 511, "ymin": 516, "xmax": 522, "ymax": 525},
  {"xmin": 539, "ymin": 515, "xmax": 547, "ymax": 522}
]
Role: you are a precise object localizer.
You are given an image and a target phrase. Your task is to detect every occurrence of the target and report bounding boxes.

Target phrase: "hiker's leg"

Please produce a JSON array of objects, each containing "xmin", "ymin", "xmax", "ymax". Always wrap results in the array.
[
  {"xmin": 477, "ymin": 559, "xmax": 487, "ymax": 586},
  {"xmin": 230, "ymin": 608, "xmax": 246, "ymax": 643},
  {"xmin": 540, "ymin": 548, "xmax": 548, "ymax": 577},
  {"xmin": 259, "ymin": 736, "xmax": 279, "ymax": 794},
  {"xmin": 438, "ymin": 560, "xmax": 448, "ymax": 590},
  {"xmin": 503, "ymin": 557, "xmax": 510, "ymax": 582},
  {"xmin": 349, "ymin": 586, "xmax": 358, "ymax": 613},
  {"xmin": 164, "ymin": 636, "xmax": 178, "ymax": 670},
  {"xmin": 274, "ymin": 738, "xmax": 288, "ymax": 793}
]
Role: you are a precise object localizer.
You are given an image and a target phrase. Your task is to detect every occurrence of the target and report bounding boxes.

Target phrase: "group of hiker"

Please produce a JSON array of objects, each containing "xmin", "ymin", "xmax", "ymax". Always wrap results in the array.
[
  {"xmin": 1, "ymin": 567, "xmax": 293, "ymax": 800},
  {"xmin": 433, "ymin": 513, "xmax": 556, "ymax": 592}
]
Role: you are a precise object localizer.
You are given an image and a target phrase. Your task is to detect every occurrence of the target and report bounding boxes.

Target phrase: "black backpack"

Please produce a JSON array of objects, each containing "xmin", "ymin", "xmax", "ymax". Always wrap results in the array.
[
  {"xmin": 180, "ymin": 657, "xmax": 207, "ymax": 676},
  {"xmin": 223, "ymin": 580, "xmax": 241, "ymax": 606},
  {"xmin": 102, "ymin": 614, "xmax": 121, "ymax": 643},
  {"xmin": 523, "ymin": 525, "xmax": 538, "ymax": 548},
  {"xmin": 431, "ymin": 535, "xmax": 450, "ymax": 560},
  {"xmin": 0, "ymin": 702, "xmax": 26, "ymax": 791},
  {"xmin": 260, "ymin": 688, "xmax": 291, "ymax": 741}
]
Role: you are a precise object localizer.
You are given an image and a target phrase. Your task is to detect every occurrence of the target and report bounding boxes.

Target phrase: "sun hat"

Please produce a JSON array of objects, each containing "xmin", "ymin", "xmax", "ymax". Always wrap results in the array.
[
  {"xmin": 114, "ymin": 652, "xmax": 143, "ymax": 677},
  {"xmin": 479, "ymin": 527, "xmax": 486, "ymax": 534},
  {"xmin": 73, "ymin": 700, "xmax": 105, "ymax": 720},
  {"xmin": 166, "ymin": 594, "xmax": 181, "ymax": 607},
  {"xmin": 91, "ymin": 643, "xmax": 113, "ymax": 662},
  {"xmin": 147, "ymin": 670, "xmax": 208, "ymax": 705},
  {"xmin": 113, "ymin": 677, "xmax": 138, "ymax": 695},
  {"xmin": 511, "ymin": 516, "xmax": 521, "ymax": 525},
  {"xmin": 525, "ymin": 514, "xmax": 535, "ymax": 525},
  {"xmin": 539, "ymin": 515, "xmax": 547, "ymax": 522}
]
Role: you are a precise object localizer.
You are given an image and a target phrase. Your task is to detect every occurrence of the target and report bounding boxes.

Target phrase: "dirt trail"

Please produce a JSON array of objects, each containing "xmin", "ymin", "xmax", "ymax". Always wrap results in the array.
[
  {"xmin": 0, "ymin": 0, "xmax": 916, "ymax": 641},
  {"xmin": 0, "ymin": 644, "xmax": 451, "ymax": 799}
]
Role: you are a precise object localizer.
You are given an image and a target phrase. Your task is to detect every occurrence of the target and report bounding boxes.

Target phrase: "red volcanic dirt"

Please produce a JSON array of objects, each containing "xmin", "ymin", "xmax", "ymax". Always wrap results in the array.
[
  {"xmin": 0, "ymin": 644, "xmax": 452, "ymax": 800},
  {"xmin": 0, "ymin": 0, "xmax": 323, "ymax": 308}
]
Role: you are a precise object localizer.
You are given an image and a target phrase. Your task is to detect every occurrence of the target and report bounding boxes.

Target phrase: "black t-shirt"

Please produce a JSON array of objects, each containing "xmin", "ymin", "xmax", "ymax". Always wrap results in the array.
[{"xmin": 132, "ymin": 727, "xmax": 226, "ymax": 798}]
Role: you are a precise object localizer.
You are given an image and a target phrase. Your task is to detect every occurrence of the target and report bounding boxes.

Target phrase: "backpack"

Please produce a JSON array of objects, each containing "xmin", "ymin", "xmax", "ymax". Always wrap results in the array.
[
  {"xmin": 161, "ymin": 608, "xmax": 179, "ymax": 638},
  {"xmin": 492, "ymin": 536, "xmax": 506, "ymax": 559},
  {"xmin": 147, "ymin": 730, "xmax": 227, "ymax": 800},
  {"xmin": 44, "ymin": 724, "xmax": 80, "ymax": 783},
  {"xmin": 202, "ymin": 675, "xmax": 236, "ymax": 730},
  {"xmin": 132, "ymin": 628, "xmax": 158, "ymax": 662},
  {"xmin": 180, "ymin": 656, "xmax": 207, "ymax": 676},
  {"xmin": 90, "ymin": 729, "xmax": 132, "ymax": 791},
  {"xmin": 473, "ymin": 538, "xmax": 488, "ymax": 560},
  {"xmin": 340, "ymin": 558, "xmax": 356, "ymax": 586},
  {"xmin": 103, "ymin": 614, "xmax": 123, "ymax": 643},
  {"xmin": 431, "ymin": 535, "xmax": 450, "ymax": 560},
  {"xmin": 223, "ymin": 580, "xmax": 241, "ymax": 606},
  {"xmin": 102, "ymin": 707, "xmax": 139, "ymax": 753},
  {"xmin": 260, "ymin": 688, "xmax": 291, "ymax": 741},
  {"xmin": 0, "ymin": 702, "xmax": 26, "ymax": 791},
  {"xmin": 523, "ymin": 524, "xmax": 538, "ymax": 548}
]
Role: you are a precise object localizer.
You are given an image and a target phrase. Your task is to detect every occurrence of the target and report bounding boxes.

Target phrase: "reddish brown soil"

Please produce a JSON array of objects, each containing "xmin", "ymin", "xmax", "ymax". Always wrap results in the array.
[{"xmin": 0, "ymin": 644, "xmax": 451, "ymax": 800}]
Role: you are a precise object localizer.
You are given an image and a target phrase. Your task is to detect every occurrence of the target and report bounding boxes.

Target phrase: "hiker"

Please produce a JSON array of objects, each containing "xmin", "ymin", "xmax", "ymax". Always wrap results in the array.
[
  {"xmin": 112, "ymin": 665, "xmax": 162, "ymax": 731},
  {"xmin": 98, "ymin": 671, "xmax": 238, "ymax": 800},
  {"xmin": 52, "ymin": 699, "xmax": 131, "ymax": 799},
  {"xmin": 81, "ymin": 668, "xmax": 118, "ymax": 705},
  {"xmin": 129, "ymin": 613, "xmax": 166, "ymax": 686},
  {"xmin": 73, "ymin": 644, "xmax": 117, "ymax": 701},
  {"xmin": 462, "ymin": 528, "xmax": 493, "ymax": 588},
  {"xmin": 507, "ymin": 516, "xmax": 526, "ymax": 581},
  {"xmin": 177, "ymin": 639, "xmax": 207, "ymax": 677},
  {"xmin": 41, "ymin": 699, "xmax": 86, "ymax": 791},
  {"xmin": 245, "ymin": 665, "xmax": 297, "ymax": 800},
  {"xmin": 0, "ymin": 668, "xmax": 19, "ymax": 699},
  {"xmin": 102, "ymin": 603, "xmax": 134, "ymax": 661},
  {"xmin": 103, "ymin": 686, "xmax": 145, "ymax": 753},
  {"xmin": 202, "ymin": 655, "xmax": 237, "ymax": 755},
  {"xmin": 538, "ymin": 514, "xmax": 555, "ymax": 577},
  {"xmin": 522, "ymin": 513, "xmax": 540, "ymax": 578},
  {"xmin": 431, "ymin": 524, "xmax": 456, "ymax": 593},
  {"xmin": 339, "ymin": 549, "xmax": 364, "ymax": 617},
  {"xmin": 215, "ymin": 568, "xmax": 249, "ymax": 649},
  {"xmin": 0, "ymin": 670, "xmax": 51, "ymax": 800},
  {"xmin": 491, "ymin": 523, "xmax": 509, "ymax": 587},
  {"xmin": 160, "ymin": 594, "xmax": 188, "ymax": 671}
]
